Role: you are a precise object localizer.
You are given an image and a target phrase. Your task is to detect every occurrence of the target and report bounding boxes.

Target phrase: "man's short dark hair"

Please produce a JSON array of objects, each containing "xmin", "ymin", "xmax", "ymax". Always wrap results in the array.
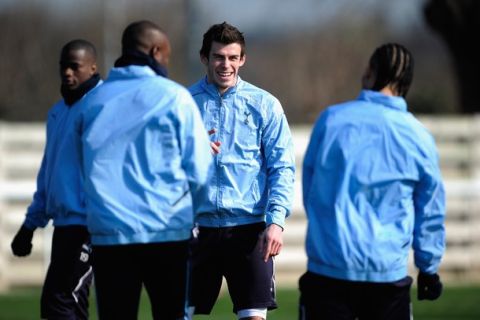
[
  {"xmin": 61, "ymin": 39, "xmax": 97, "ymax": 60},
  {"xmin": 121, "ymin": 20, "xmax": 163, "ymax": 53},
  {"xmin": 200, "ymin": 22, "xmax": 245, "ymax": 58},
  {"xmin": 369, "ymin": 43, "xmax": 414, "ymax": 97}
]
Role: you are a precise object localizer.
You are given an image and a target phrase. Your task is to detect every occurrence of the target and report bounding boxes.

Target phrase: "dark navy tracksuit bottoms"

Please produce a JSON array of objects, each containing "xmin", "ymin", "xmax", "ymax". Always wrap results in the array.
[{"xmin": 41, "ymin": 225, "xmax": 92, "ymax": 320}]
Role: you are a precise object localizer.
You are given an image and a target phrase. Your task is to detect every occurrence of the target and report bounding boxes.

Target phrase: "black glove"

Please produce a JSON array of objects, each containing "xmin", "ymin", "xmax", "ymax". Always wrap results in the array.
[
  {"xmin": 11, "ymin": 225, "xmax": 35, "ymax": 257},
  {"xmin": 417, "ymin": 272, "xmax": 443, "ymax": 301}
]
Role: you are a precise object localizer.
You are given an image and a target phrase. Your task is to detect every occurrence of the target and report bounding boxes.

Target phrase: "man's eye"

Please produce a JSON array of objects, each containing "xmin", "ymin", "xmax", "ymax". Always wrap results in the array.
[{"xmin": 60, "ymin": 63, "xmax": 79, "ymax": 70}]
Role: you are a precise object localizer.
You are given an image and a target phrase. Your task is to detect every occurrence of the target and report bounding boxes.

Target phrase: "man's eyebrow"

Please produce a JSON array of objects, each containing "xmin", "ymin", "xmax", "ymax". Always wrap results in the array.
[{"xmin": 212, "ymin": 53, "xmax": 240, "ymax": 58}]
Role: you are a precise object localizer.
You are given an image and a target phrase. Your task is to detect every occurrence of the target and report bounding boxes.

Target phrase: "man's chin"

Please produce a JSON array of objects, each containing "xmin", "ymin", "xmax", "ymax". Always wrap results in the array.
[{"xmin": 215, "ymin": 80, "xmax": 235, "ymax": 90}]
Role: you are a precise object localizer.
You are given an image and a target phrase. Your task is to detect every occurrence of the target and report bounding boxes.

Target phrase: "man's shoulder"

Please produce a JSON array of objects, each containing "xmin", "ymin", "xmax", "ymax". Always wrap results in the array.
[
  {"xmin": 143, "ymin": 78, "xmax": 198, "ymax": 114},
  {"xmin": 235, "ymin": 80, "xmax": 282, "ymax": 115},
  {"xmin": 125, "ymin": 75, "xmax": 191, "ymax": 103},
  {"xmin": 403, "ymin": 114, "xmax": 436, "ymax": 145},
  {"xmin": 187, "ymin": 78, "xmax": 205, "ymax": 97},
  {"xmin": 315, "ymin": 99, "xmax": 360, "ymax": 122},
  {"xmin": 239, "ymin": 79, "xmax": 276, "ymax": 100},
  {"xmin": 149, "ymin": 75, "xmax": 185, "ymax": 90},
  {"xmin": 108, "ymin": 66, "xmax": 187, "ymax": 93},
  {"xmin": 47, "ymin": 99, "xmax": 67, "ymax": 119}
]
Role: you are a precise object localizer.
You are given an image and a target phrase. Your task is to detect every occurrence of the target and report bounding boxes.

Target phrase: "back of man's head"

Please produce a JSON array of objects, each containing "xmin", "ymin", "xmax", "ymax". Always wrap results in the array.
[
  {"xmin": 200, "ymin": 22, "xmax": 245, "ymax": 59},
  {"xmin": 368, "ymin": 43, "xmax": 414, "ymax": 97},
  {"xmin": 121, "ymin": 20, "xmax": 165, "ymax": 54}
]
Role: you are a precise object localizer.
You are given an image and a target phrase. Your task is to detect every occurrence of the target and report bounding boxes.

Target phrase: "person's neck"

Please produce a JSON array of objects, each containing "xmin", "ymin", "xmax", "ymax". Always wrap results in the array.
[
  {"xmin": 379, "ymin": 85, "xmax": 397, "ymax": 97},
  {"xmin": 205, "ymin": 77, "xmax": 237, "ymax": 96},
  {"xmin": 218, "ymin": 87, "xmax": 229, "ymax": 96}
]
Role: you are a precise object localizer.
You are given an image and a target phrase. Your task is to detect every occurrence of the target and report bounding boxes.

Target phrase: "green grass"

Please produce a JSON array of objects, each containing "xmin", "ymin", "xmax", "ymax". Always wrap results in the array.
[{"xmin": 0, "ymin": 286, "xmax": 479, "ymax": 319}]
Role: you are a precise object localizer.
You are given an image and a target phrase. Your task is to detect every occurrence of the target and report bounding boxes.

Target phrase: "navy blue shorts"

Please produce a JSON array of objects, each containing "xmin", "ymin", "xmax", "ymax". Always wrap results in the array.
[
  {"xmin": 40, "ymin": 225, "xmax": 92, "ymax": 320},
  {"xmin": 92, "ymin": 240, "xmax": 190, "ymax": 320},
  {"xmin": 189, "ymin": 222, "xmax": 277, "ymax": 315},
  {"xmin": 299, "ymin": 271, "xmax": 413, "ymax": 320}
]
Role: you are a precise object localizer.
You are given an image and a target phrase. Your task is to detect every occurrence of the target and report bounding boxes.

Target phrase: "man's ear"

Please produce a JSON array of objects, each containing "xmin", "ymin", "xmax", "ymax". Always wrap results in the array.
[
  {"xmin": 200, "ymin": 54, "xmax": 208, "ymax": 66},
  {"xmin": 151, "ymin": 46, "xmax": 161, "ymax": 61},
  {"xmin": 152, "ymin": 45, "xmax": 170, "ymax": 67},
  {"xmin": 239, "ymin": 54, "xmax": 246, "ymax": 67},
  {"xmin": 90, "ymin": 63, "xmax": 97, "ymax": 75}
]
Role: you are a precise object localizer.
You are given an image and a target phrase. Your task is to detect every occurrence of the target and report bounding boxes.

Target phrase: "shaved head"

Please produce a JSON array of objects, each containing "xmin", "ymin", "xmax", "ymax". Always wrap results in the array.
[
  {"xmin": 61, "ymin": 39, "xmax": 97, "ymax": 64},
  {"xmin": 121, "ymin": 20, "xmax": 171, "ymax": 66}
]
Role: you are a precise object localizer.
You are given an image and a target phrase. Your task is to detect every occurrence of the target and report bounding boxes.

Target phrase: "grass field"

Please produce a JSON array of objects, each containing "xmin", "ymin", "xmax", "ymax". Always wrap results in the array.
[{"xmin": 1, "ymin": 286, "xmax": 479, "ymax": 319}]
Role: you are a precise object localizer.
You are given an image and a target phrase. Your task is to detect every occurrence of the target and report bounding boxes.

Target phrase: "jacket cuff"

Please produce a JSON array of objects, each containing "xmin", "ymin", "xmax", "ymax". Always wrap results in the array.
[
  {"xmin": 23, "ymin": 219, "xmax": 39, "ymax": 231},
  {"xmin": 265, "ymin": 207, "xmax": 287, "ymax": 229}
]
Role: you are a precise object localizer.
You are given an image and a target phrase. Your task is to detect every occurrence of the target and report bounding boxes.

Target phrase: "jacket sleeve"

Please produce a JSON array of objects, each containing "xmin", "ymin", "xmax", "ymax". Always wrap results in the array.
[
  {"xmin": 23, "ymin": 152, "xmax": 50, "ymax": 230},
  {"xmin": 412, "ymin": 142, "xmax": 446, "ymax": 274},
  {"xmin": 262, "ymin": 99, "xmax": 296, "ymax": 228},
  {"xmin": 178, "ymin": 91, "xmax": 213, "ymax": 196}
]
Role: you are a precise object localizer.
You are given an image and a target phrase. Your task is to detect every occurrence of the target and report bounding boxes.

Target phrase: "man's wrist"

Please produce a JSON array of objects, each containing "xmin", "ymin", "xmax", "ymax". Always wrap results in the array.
[
  {"xmin": 265, "ymin": 209, "xmax": 286, "ymax": 228},
  {"xmin": 22, "ymin": 221, "xmax": 37, "ymax": 232},
  {"xmin": 267, "ymin": 223, "xmax": 284, "ymax": 231}
]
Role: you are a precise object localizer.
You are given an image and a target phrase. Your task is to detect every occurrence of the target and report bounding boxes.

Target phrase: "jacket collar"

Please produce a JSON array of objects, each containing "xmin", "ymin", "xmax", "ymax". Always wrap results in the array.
[
  {"xmin": 358, "ymin": 90, "xmax": 407, "ymax": 112},
  {"xmin": 107, "ymin": 65, "xmax": 158, "ymax": 81},
  {"xmin": 200, "ymin": 76, "xmax": 243, "ymax": 98},
  {"xmin": 113, "ymin": 49, "xmax": 168, "ymax": 78},
  {"xmin": 61, "ymin": 73, "xmax": 102, "ymax": 106}
]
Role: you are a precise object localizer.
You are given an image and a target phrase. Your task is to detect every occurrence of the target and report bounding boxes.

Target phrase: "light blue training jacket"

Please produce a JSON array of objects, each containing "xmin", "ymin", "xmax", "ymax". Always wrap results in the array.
[
  {"xmin": 189, "ymin": 76, "xmax": 295, "ymax": 228},
  {"xmin": 24, "ymin": 81, "xmax": 102, "ymax": 230},
  {"xmin": 303, "ymin": 90, "xmax": 446, "ymax": 282},
  {"xmin": 78, "ymin": 66, "xmax": 212, "ymax": 245}
]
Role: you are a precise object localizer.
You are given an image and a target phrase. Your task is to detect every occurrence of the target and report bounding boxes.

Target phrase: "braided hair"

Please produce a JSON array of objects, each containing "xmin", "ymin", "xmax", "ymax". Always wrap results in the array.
[{"xmin": 369, "ymin": 43, "xmax": 414, "ymax": 97}]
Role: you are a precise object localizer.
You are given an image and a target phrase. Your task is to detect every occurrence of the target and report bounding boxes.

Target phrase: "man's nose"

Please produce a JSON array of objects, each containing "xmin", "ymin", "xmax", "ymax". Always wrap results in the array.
[
  {"xmin": 62, "ymin": 67, "xmax": 74, "ymax": 76},
  {"xmin": 220, "ymin": 58, "xmax": 230, "ymax": 68}
]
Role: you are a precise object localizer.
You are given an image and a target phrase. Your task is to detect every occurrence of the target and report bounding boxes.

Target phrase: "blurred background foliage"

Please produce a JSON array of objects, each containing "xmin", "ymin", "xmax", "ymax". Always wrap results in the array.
[{"xmin": 0, "ymin": 0, "xmax": 477, "ymax": 123}]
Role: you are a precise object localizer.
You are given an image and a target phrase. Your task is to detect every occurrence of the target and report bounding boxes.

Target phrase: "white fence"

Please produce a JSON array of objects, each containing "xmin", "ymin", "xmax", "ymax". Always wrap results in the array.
[{"xmin": 1, "ymin": 117, "xmax": 480, "ymax": 291}]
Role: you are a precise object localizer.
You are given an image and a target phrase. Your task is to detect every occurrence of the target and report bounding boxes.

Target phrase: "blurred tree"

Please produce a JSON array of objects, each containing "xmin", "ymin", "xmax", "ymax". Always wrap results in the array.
[{"xmin": 424, "ymin": 0, "xmax": 480, "ymax": 113}]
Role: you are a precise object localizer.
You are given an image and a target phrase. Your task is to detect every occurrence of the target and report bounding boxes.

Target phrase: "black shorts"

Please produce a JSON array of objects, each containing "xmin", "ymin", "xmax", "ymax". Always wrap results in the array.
[
  {"xmin": 189, "ymin": 222, "xmax": 277, "ymax": 315},
  {"xmin": 299, "ymin": 271, "xmax": 413, "ymax": 320},
  {"xmin": 41, "ymin": 225, "xmax": 93, "ymax": 320},
  {"xmin": 92, "ymin": 240, "xmax": 189, "ymax": 320}
]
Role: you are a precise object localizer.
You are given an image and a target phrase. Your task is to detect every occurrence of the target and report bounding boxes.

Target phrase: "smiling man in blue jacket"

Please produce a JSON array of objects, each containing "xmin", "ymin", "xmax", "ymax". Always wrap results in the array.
[
  {"xmin": 76, "ymin": 20, "xmax": 212, "ymax": 320},
  {"xmin": 300, "ymin": 43, "xmax": 446, "ymax": 320},
  {"xmin": 11, "ymin": 39, "xmax": 101, "ymax": 320},
  {"xmin": 187, "ymin": 22, "xmax": 295, "ymax": 320}
]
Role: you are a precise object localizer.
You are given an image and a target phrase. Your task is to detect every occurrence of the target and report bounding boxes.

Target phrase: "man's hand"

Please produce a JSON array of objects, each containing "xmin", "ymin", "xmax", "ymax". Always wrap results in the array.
[
  {"xmin": 11, "ymin": 225, "xmax": 35, "ymax": 257},
  {"xmin": 208, "ymin": 128, "xmax": 221, "ymax": 155},
  {"xmin": 260, "ymin": 224, "xmax": 283, "ymax": 262},
  {"xmin": 417, "ymin": 272, "xmax": 443, "ymax": 301}
]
